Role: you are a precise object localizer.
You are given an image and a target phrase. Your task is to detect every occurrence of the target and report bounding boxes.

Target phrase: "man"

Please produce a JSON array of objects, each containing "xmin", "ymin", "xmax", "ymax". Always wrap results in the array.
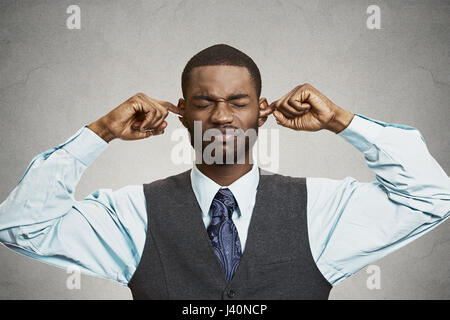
[{"xmin": 0, "ymin": 44, "xmax": 449, "ymax": 299}]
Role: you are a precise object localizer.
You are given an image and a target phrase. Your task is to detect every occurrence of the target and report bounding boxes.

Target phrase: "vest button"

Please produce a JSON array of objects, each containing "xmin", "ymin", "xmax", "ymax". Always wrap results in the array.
[{"xmin": 227, "ymin": 289, "xmax": 236, "ymax": 298}]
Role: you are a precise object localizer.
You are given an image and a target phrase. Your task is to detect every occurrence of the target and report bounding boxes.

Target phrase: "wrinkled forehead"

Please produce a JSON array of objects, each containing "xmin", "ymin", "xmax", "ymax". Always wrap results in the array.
[{"xmin": 186, "ymin": 65, "xmax": 255, "ymax": 98}]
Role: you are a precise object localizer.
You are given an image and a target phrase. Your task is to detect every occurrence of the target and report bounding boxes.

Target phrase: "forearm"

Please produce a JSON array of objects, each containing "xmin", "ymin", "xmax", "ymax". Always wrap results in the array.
[
  {"xmin": 309, "ymin": 114, "xmax": 450, "ymax": 284},
  {"xmin": 339, "ymin": 114, "xmax": 450, "ymax": 217},
  {"xmin": 0, "ymin": 127, "xmax": 107, "ymax": 234},
  {"xmin": 0, "ymin": 127, "xmax": 146, "ymax": 284}
]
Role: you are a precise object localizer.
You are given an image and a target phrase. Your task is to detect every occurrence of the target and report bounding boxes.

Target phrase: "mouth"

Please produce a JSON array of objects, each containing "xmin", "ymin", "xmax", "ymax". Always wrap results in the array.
[
  {"xmin": 211, "ymin": 127, "xmax": 239, "ymax": 142},
  {"xmin": 213, "ymin": 133, "xmax": 236, "ymax": 142}
]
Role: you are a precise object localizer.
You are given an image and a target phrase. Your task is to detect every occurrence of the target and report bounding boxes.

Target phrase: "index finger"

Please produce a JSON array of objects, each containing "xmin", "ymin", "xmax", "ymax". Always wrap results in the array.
[
  {"xmin": 154, "ymin": 99, "xmax": 180, "ymax": 115},
  {"xmin": 270, "ymin": 86, "xmax": 300, "ymax": 110},
  {"xmin": 268, "ymin": 100, "xmax": 278, "ymax": 111}
]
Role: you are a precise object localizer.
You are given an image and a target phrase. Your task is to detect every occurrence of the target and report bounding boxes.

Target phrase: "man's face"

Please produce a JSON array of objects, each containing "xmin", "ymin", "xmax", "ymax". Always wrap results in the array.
[{"xmin": 178, "ymin": 65, "xmax": 268, "ymax": 164}]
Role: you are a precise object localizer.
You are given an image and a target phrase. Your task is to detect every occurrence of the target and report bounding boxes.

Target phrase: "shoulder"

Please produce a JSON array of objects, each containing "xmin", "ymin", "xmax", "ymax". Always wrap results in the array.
[
  {"xmin": 258, "ymin": 169, "xmax": 307, "ymax": 196},
  {"xmin": 259, "ymin": 168, "xmax": 306, "ymax": 185},
  {"xmin": 143, "ymin": 169, "xmax": 191, "ymax": 192}
]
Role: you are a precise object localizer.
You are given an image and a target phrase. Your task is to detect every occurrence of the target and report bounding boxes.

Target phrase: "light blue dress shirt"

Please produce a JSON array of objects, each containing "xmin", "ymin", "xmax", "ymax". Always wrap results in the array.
[{"xmin": 0, "ymin": 114, "xmax": 449, "ymax": 286}]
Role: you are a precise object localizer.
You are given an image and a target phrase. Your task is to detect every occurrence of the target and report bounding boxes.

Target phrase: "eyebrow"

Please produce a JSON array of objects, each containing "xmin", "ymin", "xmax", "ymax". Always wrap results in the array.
[{"xmin": 192, "ymin": 94, "xmax": 250, "ymax": 101}]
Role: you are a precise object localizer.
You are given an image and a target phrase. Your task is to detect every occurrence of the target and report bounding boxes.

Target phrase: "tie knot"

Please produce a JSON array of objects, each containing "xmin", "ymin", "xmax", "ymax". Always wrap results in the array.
[{"xmin": 212, "ymin": 188, "xmax": 237, "ymax": 219}]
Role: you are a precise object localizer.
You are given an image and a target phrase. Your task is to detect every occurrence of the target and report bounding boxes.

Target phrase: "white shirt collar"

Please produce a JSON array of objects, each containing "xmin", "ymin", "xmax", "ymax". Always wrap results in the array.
[{"xmin": 190, "ymin": 163, "xmax": 260, "ymax": 219}]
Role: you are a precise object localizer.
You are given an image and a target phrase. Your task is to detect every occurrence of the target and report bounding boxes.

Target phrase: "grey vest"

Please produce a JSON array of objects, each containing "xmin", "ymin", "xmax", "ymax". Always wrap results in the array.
[{"xmin": 128, "ymin": 168, "xmax": 331, "ymax": 299}]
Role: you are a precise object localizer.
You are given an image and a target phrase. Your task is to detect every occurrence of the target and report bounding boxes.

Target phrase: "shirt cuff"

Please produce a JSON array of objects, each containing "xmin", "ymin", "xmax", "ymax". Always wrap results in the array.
[
  {"xmin": 337, "ymin": 114, "xmax": 387, "ymax": 153},
  {"xmin": 63, "ymin": 126, "xmax": 108, "ymax": 166}
]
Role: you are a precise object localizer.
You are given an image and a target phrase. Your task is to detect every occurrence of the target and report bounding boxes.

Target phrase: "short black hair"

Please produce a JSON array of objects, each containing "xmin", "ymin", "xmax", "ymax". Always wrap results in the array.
[{"xmin": 181, "ymin": 44, "xmax": 262, "ymax": 98}]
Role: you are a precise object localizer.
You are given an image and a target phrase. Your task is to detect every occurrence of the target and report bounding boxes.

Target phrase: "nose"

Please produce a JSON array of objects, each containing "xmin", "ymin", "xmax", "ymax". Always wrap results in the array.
[{"xmin": 210, "ymin": 101, "xmax": 234, "ymax": 125}]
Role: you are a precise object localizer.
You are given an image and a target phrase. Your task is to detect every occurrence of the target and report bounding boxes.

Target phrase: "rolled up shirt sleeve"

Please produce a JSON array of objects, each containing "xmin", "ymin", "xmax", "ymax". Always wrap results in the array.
[
  {"xmin": 307, "ymin": 114, "xmax": 450, "ymax": 285},
  {"xmin": 0, "ymin": 127, "xmax": 147, "ymax": 285}
]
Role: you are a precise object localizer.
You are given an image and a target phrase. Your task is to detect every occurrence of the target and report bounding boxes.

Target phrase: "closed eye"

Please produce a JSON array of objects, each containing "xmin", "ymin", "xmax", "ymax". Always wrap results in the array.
[
  {"xmin": 232, "ymin": 103, "xmax": 248, "ymax": 107},
  {"xmin": 194, "ymin": 104, "xmax": 212, "ymax": 108},
  {"xmin": 194, "ymin": 102, "xmax": 247, "ymax": 108}
]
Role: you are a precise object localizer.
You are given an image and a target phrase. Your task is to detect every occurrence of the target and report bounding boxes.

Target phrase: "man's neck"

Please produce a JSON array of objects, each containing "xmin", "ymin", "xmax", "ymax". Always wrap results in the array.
[{"xmin": 195, "ymin": 162, "xmax": 254, "ymax": 186}]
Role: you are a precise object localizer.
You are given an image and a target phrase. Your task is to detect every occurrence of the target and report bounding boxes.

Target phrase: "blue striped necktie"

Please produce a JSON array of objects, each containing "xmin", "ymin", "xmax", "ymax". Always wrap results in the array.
[{"xmin": 207, "ymin": 188, "xmax": 242, "ymax": 282}]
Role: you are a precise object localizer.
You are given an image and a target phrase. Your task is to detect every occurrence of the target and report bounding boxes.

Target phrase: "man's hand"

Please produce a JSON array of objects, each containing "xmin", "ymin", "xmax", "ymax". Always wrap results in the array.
[
  {"xmin": 270, "ymin": 84, "xmax": 354, "ymax": 133},
  {"xmin": 87, "ymin": 93, "xmax": 179, "ymax": 142}
]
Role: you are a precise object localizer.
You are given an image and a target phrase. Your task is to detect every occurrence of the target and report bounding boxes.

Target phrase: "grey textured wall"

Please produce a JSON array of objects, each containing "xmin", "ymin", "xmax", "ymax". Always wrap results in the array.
[{"xmin": 0, "ymin": 0, "xmax": 449, "ymax": 299}]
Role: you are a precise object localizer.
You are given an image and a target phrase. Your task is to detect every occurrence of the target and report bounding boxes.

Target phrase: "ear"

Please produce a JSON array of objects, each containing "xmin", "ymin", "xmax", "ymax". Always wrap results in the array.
[
  {"xmin": 258, "ymin": 97, "xmax": 271, "ymax": 127},
  {"xmin": 177, "ymin": 98, "xmax": 188, "ymax": 128}
]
